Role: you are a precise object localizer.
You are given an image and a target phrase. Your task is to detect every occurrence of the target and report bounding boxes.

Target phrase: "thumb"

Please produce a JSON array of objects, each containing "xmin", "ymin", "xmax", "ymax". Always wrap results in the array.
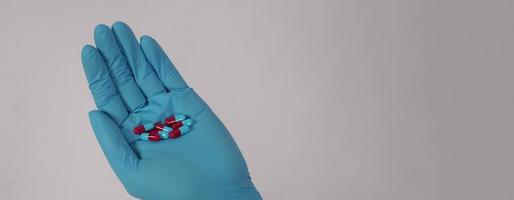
[{"xmin": 88, "ymin": 110, "xmax": 139, "ymax": 172}]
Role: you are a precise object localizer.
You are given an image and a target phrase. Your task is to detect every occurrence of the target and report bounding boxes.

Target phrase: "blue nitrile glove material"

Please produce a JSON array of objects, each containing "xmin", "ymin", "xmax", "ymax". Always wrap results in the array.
[{"xmin": 81, "ymin": 21, "xmax": 262, "ymax": 200}]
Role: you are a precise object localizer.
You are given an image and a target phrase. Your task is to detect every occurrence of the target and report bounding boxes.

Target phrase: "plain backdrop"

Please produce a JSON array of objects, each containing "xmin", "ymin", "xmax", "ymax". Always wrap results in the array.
[{"xmin": 1, "ymin": 0, "xmax": 514, "ymax": 199}]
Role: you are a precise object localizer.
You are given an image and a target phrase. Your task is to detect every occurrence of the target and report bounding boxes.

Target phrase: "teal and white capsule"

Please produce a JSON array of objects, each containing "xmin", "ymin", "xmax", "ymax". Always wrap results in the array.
[{"xmin": 169, "ymin": 125, "xmax": 191, "ymax": 138}]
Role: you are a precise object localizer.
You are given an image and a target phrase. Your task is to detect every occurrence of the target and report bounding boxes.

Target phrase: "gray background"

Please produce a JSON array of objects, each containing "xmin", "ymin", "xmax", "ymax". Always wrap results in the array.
[{"xmin": 1, "ymin": 0, "xmax": 513, "ymax": 199}]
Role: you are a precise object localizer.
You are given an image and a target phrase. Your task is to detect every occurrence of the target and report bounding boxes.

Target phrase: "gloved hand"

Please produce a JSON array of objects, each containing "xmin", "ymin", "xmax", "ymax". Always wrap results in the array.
[{"xmin": 81, "ymin": 21, "xmax": 262, "ymax": 200}]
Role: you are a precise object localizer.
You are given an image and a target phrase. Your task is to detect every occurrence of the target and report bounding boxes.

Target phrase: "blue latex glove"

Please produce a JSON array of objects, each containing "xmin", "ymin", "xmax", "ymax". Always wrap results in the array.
[{"xmin": 81, "ymin": 21, "xmax": 262, "ymax": 200}]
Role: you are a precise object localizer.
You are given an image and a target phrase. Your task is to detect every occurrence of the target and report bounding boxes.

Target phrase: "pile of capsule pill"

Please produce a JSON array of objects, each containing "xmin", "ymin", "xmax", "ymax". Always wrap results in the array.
[{"xmin": 133, "ymin": 115, "xmax": 194, "ymax": 142}]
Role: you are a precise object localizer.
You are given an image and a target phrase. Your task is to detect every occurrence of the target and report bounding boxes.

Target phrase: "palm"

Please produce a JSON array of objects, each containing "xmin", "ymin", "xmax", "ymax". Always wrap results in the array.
[
  {"xmin": 82, "ymin": 22, "xmax": 258, "ymax": 199},
  {"xmin": 122, "ymin": 91, "xmax": 248, "ymax": 199}
]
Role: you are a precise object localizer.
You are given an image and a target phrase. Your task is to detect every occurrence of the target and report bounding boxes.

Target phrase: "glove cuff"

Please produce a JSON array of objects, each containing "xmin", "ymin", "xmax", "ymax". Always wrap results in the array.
[{"xmin": 215, "ymin": 187, "xmax": 263, "ymax": 200}]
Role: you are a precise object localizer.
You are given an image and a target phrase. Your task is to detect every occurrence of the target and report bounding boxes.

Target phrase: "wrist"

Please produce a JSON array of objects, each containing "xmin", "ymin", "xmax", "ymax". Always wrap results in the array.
[{"xmin": 215, "ymin": 186, "xmax": 262, "ymax": 200}]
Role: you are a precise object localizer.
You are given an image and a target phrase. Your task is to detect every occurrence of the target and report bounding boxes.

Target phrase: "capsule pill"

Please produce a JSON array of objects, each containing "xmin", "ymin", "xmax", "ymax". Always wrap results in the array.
[
  {"xmin": 171, "ymin": 119, "xmax": 194, "ymax": 129},
  {"xmin": 158, "ymin": 130, "xmax": 170, "ymax": 139},
  {"xmin": 149, "ymin": 129, "xmax": 160, "ymax": 134},
  {"xmin": 133, "ymin": 123, "xmax": 155, "ymax": 135},
  {"xmin": 154, "ymin": 122, "xmax": 173, "ymax": 132},
  {"xmin": 164, "ymin": 115, "xmax": 187, "ymax": 125},
  {"xmin": 151, "ymin": 132, "xmax": 161, "ymax": 141},
  {"xmin": 170, "ymin": 126, "xmax": 190, "ymax": 138}
]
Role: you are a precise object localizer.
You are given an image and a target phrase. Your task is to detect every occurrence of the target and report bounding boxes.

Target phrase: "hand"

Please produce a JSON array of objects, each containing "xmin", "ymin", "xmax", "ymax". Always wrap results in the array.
[{"xmin": 81, "ymin": 22, "xmax": 262, "ymax": 200}]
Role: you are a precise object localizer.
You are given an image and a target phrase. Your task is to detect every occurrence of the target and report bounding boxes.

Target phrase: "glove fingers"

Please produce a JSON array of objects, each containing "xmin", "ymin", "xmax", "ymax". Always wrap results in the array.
[
  {"xmin": 81, "ymin": 45, "xmax": 128, "ymax": 124},
  {"xmin": 111, "ymin": 21, "xmax": 167, "ymax": 97},
  {"xmin": 94, "ymin": 24, "xmax": 147, "ymax": 112},
  {"xmin": 89, "ymin": 110, "xmax": 139, "ymax": 172},
  {"xmin": 140, "ymin": 35, "xmax": 189, "ymax": 91}
]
